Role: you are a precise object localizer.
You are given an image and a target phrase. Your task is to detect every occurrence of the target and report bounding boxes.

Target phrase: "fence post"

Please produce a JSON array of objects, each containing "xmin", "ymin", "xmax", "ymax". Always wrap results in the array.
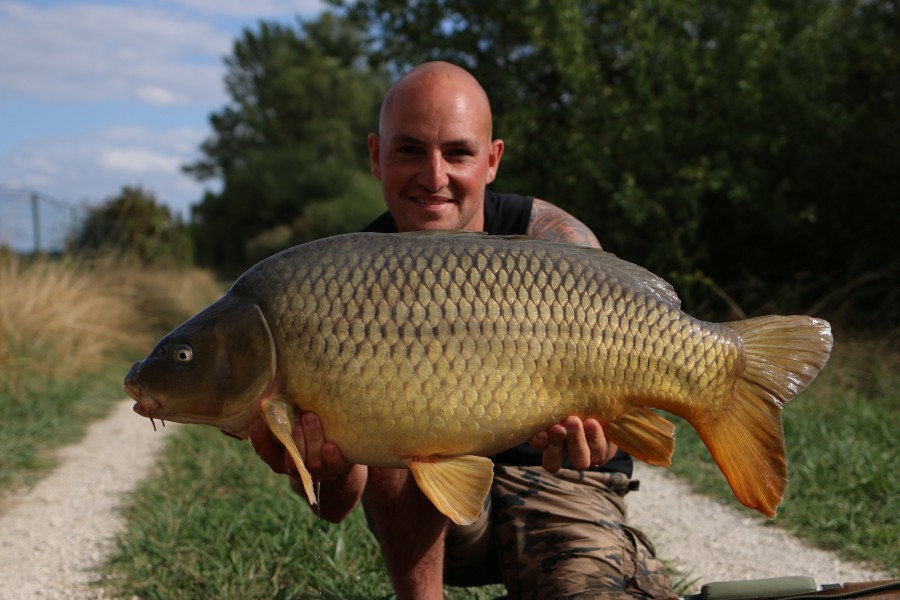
[{"xmin": 31, "ymin": 192, "xmax": 41, "ymax": 253}]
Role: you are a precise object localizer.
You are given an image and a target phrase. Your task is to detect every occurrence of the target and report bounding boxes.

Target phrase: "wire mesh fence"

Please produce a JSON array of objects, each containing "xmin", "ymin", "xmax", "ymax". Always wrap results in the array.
[{"xmin": 0, "ymin": 186, "xmax": 87, "ymax": 254}]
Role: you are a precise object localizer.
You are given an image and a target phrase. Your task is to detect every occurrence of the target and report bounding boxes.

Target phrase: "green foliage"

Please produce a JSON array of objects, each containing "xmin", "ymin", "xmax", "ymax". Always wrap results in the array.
[
  {"xmin": 71, "ymin": 186, "xmax": 192, "ymax": 265},
  {"xmin": 102, "ymin": 426, "xmax": 504, "ymax": 599},
  {"xmin": 183, "ymin": 1, "xmax": 899, "ymax": 320},
  {"xmin": 244, "ymin": 171, "xmax": 385, "ymax": 265},
  {"xmin": 336, "ymin": 0, "xmax": 900, "ymax": 323},
  {"xmin": 186, "ymin": 13, "xmax": 390, "ymax": 270}
]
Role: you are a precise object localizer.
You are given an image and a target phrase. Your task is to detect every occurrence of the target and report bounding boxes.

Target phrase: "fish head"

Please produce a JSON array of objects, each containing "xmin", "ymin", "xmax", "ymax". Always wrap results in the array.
[{"xmin": 124, "ymin": 294, "xmax": 277, "ymax": 438}]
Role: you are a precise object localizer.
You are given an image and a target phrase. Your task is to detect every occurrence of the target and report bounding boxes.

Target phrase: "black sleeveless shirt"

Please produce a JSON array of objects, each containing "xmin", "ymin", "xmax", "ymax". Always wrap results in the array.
[{"xmin": 362, "ymin": 190, "xmax": 633, "ymax": 476}]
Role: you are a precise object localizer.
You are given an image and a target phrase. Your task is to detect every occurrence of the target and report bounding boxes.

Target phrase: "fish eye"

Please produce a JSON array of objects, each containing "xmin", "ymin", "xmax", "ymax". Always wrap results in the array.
[{"xmin": 174, "ymin": 344, "xmax": 194, "ymax": 363}]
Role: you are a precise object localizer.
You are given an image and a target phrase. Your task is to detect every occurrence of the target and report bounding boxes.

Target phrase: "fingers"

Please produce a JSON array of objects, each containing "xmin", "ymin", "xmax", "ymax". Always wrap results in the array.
[
  {"xmin": 299, "ymin": 412, "xmax": 323, "ymax": 470},
  {"xmin": 562, "ymin": 416, "xmax": 591, "ymax": 471},
  {"xmin": 540, "ymin": 416, "xmax": 618, "ymax": 473},
  {"xmin": 321, "ymin": 441, "xmax": 347, "ymax": 468},
  {"xmin": 248, "ymin": 415, "xmax": 290, "ymax": 475},
  {"xmin": 583, "ymin": 418, "xmax": 618, "ymax": 467},
  {"xmin": 294, "ymin": 412, "xmax": 352, "ymax": 483},
  {"xmin": 527, "ymin": 430, "xmax": 549, "ymax": 450},
  {"xmin": 249, "ymin": 410, "xmax": 353, "ymax": 484},
  {"xmin": 541, "ymin": 416, "xmax": 592, "ymax": 472},
  {"xmin": 541, "ymin": 423, "xmax": 568, "ymax": 473}
]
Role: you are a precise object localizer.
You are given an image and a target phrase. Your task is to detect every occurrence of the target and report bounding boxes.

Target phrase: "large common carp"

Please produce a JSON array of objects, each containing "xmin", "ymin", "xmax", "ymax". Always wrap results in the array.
[{"xmin": 125, "ymin": 231, "xmax": 833, "ymax": 524}]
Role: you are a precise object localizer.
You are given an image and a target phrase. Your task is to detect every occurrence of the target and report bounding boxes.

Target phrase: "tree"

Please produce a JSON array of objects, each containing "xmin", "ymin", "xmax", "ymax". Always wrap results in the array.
[
  {"xmin": 186, "ymin": 12, "xmax": 390, "ymax": 270},
  {"xmin": 71, "ymin": 186, "xmax": 192, "ymax": 265},
  {"xmin": 335, "ymin": 0, "xmax": 900, "ymax": 323}
]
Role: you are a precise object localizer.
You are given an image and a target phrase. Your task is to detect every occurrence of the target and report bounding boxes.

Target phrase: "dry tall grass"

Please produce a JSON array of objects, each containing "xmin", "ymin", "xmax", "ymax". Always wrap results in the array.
[{"xmin": 0, "ymin": 254, "xmax": 222, "ymax": 394}]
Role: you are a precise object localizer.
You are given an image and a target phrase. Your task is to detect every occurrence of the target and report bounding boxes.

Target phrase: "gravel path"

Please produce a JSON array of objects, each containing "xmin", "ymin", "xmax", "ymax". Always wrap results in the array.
[
  {"xmin": 627, "ymin": 464, "xmax": 890, "ymax": 588},
  {"xmin": 0, "ymin": 402, "xmax": 890, "ymax": 599},
  {"xmin": 0, "ymin": 401, "xmax": 177, "ymax": 600}
]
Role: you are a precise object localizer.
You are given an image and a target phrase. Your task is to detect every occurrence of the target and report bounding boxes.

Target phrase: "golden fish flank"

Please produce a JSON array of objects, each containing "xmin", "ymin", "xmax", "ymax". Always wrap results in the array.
[{"xmin": 124, "ymin": 231, "xmax": 833, "ymax": 526}]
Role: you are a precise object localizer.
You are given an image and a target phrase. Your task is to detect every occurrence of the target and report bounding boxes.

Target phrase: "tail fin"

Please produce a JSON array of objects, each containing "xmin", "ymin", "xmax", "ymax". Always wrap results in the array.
[{"xmin": 695, "ymin": 315, "xmax": 833, "ymax": 518}]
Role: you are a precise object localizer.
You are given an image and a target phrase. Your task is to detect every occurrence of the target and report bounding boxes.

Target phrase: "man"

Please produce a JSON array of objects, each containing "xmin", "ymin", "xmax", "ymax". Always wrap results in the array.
[{"xmin": 250, "ymin": 61, "xmax": 674, "ymax": 599}]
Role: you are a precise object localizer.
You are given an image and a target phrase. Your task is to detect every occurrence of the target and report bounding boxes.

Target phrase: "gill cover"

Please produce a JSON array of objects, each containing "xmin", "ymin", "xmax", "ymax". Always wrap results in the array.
[{"xmin": 133, "ymin": 295, "xmax": 276, "ymax": 430}]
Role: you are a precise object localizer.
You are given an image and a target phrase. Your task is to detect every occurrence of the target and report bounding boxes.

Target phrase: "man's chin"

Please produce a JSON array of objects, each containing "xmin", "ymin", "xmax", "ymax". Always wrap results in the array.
[{"xmin": 401, "ymin": 208, "xmax": 459, "ymax": 231}]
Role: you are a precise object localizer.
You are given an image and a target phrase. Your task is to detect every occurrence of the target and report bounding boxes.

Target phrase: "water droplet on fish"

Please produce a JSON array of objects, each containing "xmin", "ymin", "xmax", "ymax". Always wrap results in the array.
[{"xmin": 314, "ymin": 481, "xmax": 321, "ymax": 519}]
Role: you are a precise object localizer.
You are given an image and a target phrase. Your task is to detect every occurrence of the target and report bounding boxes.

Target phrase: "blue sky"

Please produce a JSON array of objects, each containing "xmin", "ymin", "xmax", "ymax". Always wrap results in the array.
[{"xmin": 0, "ymin": 0, "xmax": 328, "ymax": 245}]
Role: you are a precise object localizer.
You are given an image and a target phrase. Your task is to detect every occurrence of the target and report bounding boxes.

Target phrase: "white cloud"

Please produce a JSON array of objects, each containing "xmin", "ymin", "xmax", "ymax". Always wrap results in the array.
[
  {"xmin": 99, "ymin": 147, "xmax": 182, "ymax": 174},
  {"xmin": 164, "ymin": 0, "xmax": 327, "ymax": 18},
  {"xmin": 0, "ymin": 1, "xmax": 231, "ymax": 106},
  {"xmin": 0, "ymin": 126, "xmax": 217, "ymax": 216},
  {"xmin": 136, "ymin": 86, "xmax": 190, "ymax": 106}
]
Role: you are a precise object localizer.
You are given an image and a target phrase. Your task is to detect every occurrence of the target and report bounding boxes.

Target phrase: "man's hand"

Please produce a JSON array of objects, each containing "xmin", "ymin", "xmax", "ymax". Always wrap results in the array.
[
  {"xmin": 247, "ymin": 411, "xmax": 353, "ymax": 484},
  {"xmin": 528, "ymin": 416, "xmax": 617, "ymax": 473},
  {"xmin": 246, "ymin": 411, "xmax": 367, "ymax": 523}
]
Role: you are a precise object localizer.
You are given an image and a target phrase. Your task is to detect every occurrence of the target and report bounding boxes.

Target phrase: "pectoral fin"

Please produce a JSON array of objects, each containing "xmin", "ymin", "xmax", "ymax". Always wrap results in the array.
[
  {"xmin": 406, "ymin": 455, "xmax": 494, "ymax": 526},
  {"xmin": 260, "ymin": 398, "xmax": 316, "ymax": 506},
  {"xmin": 603, "ymin": 407, "xmax": 675, "ymax": 467}
]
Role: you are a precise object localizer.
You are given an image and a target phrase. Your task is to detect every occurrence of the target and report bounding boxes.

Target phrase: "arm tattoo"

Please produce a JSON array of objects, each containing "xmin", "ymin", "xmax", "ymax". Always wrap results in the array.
[{"xmin": 528, "ymin": 199, "xmax": 602, "ymax": 249}]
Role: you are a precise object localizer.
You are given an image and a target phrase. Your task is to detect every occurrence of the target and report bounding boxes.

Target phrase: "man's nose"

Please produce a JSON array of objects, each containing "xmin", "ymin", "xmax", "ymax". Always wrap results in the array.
[{"xmin": 418, "ymin": 152, "xmax": 449, "ymax": 191}]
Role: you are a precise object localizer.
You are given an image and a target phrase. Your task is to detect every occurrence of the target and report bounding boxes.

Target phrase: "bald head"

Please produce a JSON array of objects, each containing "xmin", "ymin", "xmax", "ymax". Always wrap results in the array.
[{"xmin": 379, "ymin": 61, "xmax": 494, "ymax": 138}]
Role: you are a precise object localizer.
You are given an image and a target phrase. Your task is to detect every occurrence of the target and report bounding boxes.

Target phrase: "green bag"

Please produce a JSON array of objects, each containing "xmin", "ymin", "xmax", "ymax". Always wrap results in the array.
[
  {"xmin": 697, "ymin": 576, "xmax": 816, "ymax": 600},
  {"xmin": 684, "ymin": 576, "xmax": 900, "ymax": 600}
]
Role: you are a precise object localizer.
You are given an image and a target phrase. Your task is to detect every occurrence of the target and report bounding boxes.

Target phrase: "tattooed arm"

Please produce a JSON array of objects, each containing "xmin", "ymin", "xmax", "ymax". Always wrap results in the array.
[{"xmin": 527, "ymin": 198, "xmax": 602, "ymax": 249}]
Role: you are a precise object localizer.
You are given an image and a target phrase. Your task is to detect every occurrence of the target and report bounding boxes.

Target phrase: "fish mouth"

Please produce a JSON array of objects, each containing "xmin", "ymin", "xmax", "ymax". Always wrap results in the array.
[{"xmin": 124, "ymin": 379, "xmax": 165, "ymax": 430}]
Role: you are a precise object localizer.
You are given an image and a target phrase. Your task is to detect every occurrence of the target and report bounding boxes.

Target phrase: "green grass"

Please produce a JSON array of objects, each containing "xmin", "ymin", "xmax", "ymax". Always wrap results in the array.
[
  {"xmin": 0, "ymin": 366, "xmax": 124, "ymax": 493},
  {"xmin": 100, "ymin": 426, "xmax": 505, "ymax": 599},
  {"xmin": 0, "ymin": 254, "xmax": 222, "ymax": 501},
  {"xmin": 102, "ymin": 427, "xmax": 390, "ymax": 599},
  {"xmin": 667, "ymin": 338, "xmax": 899, "ymax": 575}
]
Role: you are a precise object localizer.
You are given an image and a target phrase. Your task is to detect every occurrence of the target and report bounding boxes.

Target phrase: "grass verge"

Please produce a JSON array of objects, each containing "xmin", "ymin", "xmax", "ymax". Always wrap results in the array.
[
  {"xmin": 101, "ymin": 426, "xmax": 505, "ymax": 599},
  {"xmin": 0, "ymin": 253, "xmax": 221, "ymax": 498},
  {"xmin": 667, "ymin": 336, "xmax": 899, "ymax": 575},
  {"xmin": 0, "ymin": 369, "xmax": 123, "ymax": 493}
]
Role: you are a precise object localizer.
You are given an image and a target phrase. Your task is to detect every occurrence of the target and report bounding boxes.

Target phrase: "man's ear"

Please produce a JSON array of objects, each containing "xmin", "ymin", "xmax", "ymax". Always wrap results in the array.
[
  {"xmin": 486, "ymin": 138, "xmax": 504, "ymax": 183},
  {"xmin": 368, "ymin": 132, "xmax": 382, "ymax": 180}
]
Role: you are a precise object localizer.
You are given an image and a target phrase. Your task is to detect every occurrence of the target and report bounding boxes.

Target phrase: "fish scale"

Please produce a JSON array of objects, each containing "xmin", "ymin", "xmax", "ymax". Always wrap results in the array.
[
  {"xmin": 233, "ymin": 233, "xmax": 732, "ymax": 471},
  {"xmin": 125, "ymin": 230, "xmax": 832, "ymax": 525}
]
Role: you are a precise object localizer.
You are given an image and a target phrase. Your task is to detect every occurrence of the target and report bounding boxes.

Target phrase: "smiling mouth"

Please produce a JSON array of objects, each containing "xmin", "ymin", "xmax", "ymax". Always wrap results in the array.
[{"xmin": 411, "ymin": 194, "xmax": 454, "ymax": 206}]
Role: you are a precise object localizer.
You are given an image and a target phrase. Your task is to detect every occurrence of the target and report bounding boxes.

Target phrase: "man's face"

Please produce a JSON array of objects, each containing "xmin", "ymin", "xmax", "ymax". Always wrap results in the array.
[{"xmin": 368, "ymin": 75, "xmax": 504, "ymax": 233}]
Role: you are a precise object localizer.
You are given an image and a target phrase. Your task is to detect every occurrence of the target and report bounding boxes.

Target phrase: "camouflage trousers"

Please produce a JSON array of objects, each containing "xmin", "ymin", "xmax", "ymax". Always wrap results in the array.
[{"xmin": 444, "ymin": 465, "xmax": 675, "ymax": 599}]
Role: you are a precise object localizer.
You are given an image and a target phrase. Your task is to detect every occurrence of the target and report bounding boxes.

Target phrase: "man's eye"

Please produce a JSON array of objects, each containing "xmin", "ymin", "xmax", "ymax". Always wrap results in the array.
[
  {"xmin": 397, "ymin": 146, "xmax": 421, "ymax": 155},
  {"xmin": 445, "ymin": 148, "xmax": 473, "ymax": 159}
]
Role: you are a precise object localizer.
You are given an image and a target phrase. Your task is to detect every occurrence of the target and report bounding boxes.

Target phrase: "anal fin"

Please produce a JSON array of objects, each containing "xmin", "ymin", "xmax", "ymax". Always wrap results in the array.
[
  {"xmin": 260, "ymin": 399, "xmax": 316, "ymax": 506},
  {"xmin": 603, "ymin": 407, "xmax": 675, "ymax": 467},
  {"xmin": 406, "ymin": 455, "xmax": 494, "ymax": 526}
]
